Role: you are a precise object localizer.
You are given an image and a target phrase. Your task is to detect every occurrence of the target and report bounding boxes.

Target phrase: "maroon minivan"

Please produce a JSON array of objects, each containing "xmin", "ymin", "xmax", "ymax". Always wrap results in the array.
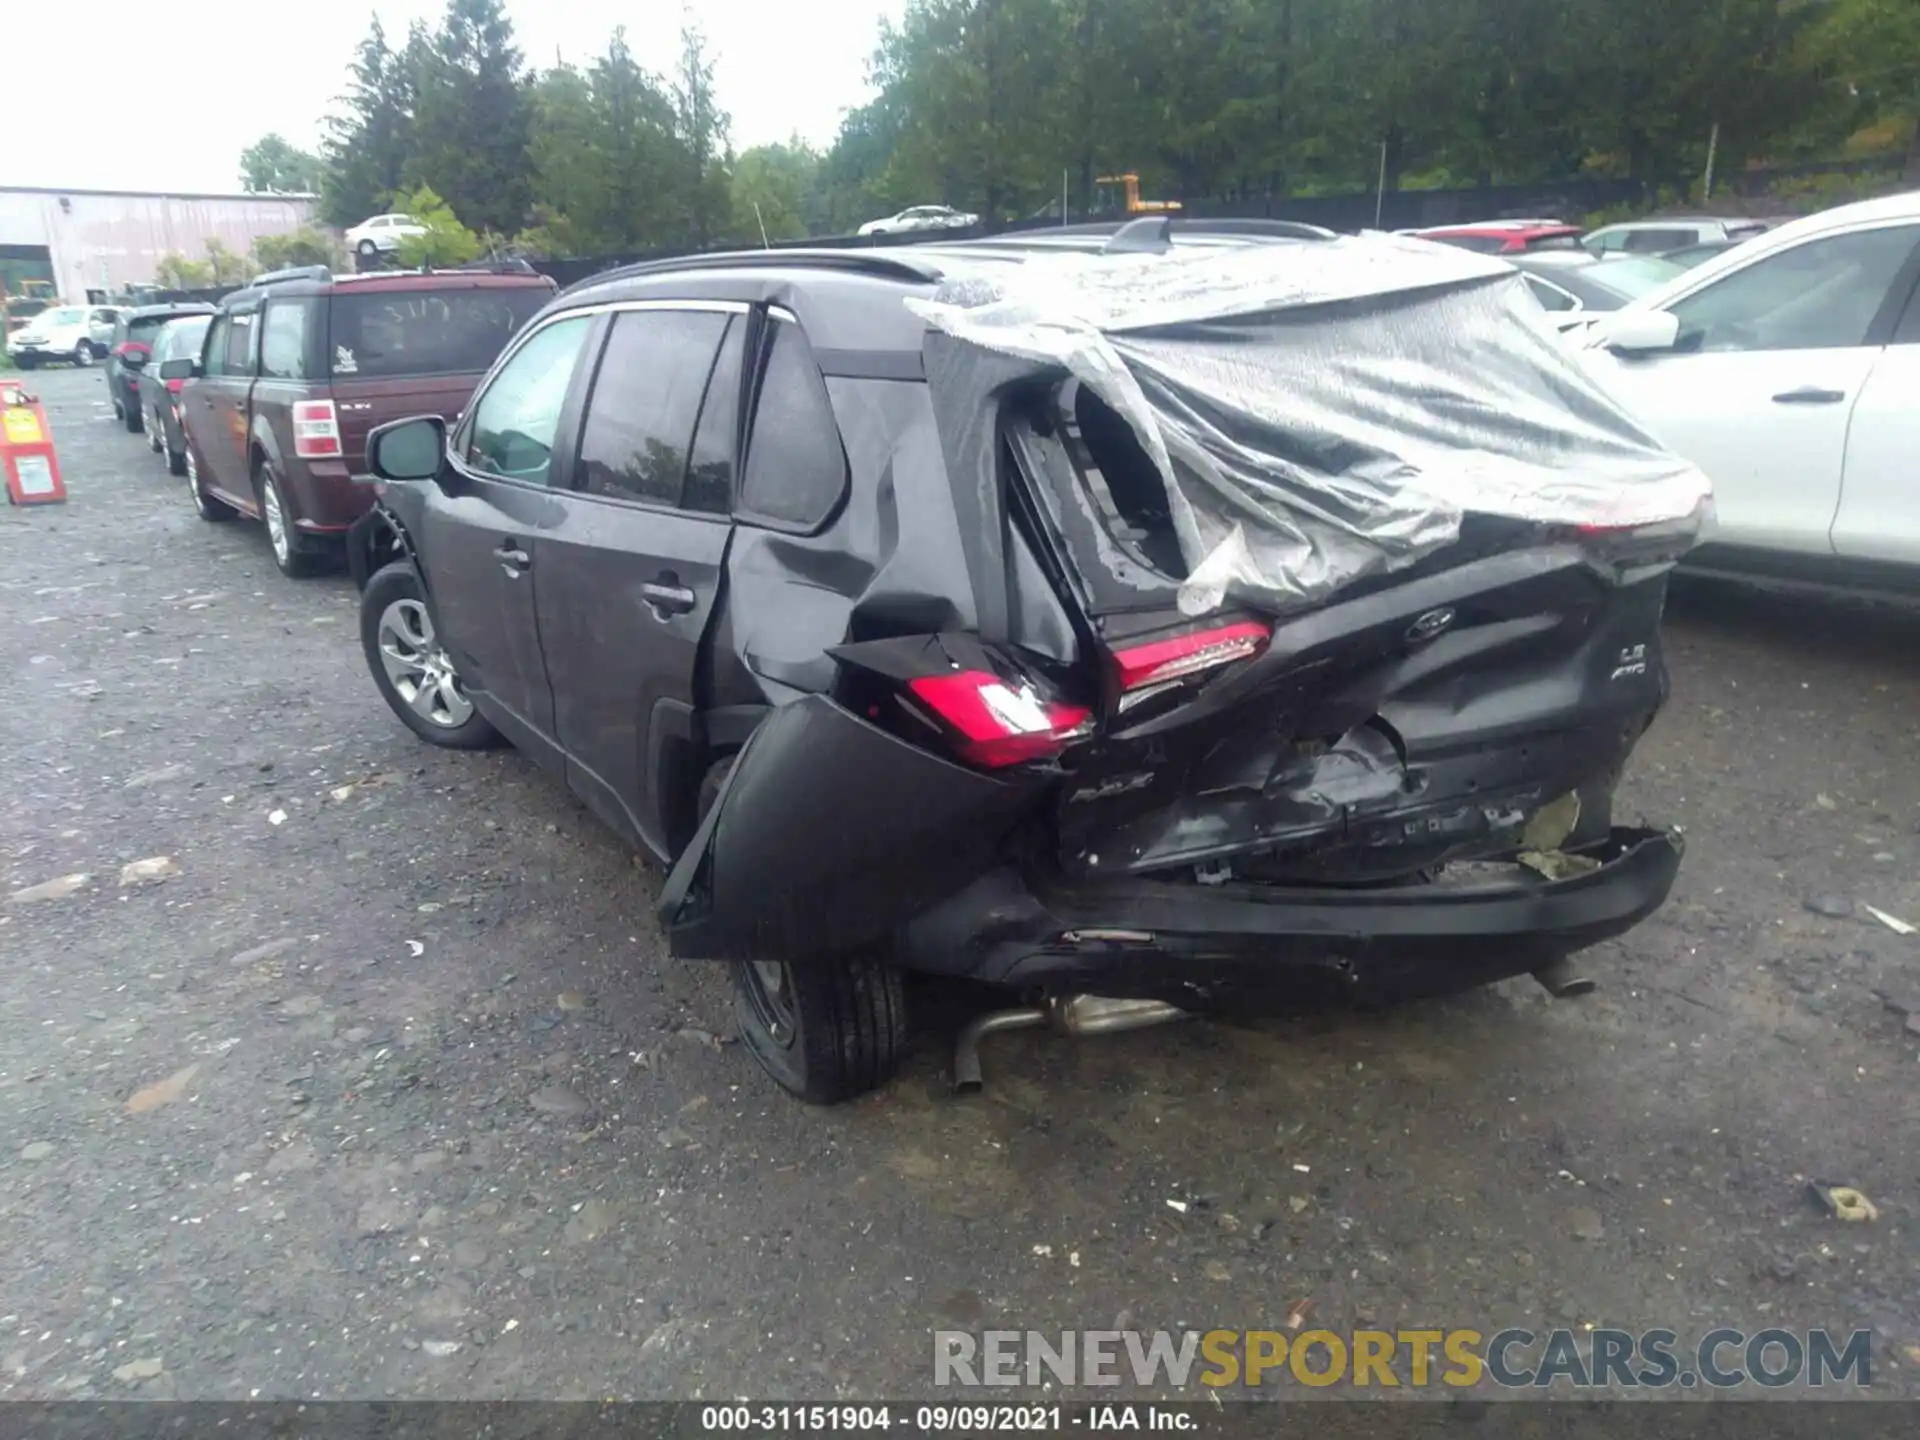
[{"xmin": 163, "ymin": 262, "xmax": 556, "ymax": 576}]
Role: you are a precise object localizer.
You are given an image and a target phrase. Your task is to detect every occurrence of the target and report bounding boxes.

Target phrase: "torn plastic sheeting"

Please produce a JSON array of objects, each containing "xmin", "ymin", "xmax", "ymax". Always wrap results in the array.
[{"xmin": 908, "ymin": 237, "xmax": 1711, "ymax": 615}]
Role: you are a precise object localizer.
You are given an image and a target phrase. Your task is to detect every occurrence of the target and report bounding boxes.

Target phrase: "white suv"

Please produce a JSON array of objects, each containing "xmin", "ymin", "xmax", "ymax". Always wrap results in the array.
[
  {"xmin": 5, "ymin": 304, "xmax": 121, "ymax": 369},
  {"xmin": 1583, "ymin": 217, "xmax": 1771, "ymax": 257},
  {"xmin": 344, "ymin": 213, "xmax": 428, "ymax": 259},
  {"xmin": 1578, "ymin": 192, "xmax": 1920, "ymax": 586}
]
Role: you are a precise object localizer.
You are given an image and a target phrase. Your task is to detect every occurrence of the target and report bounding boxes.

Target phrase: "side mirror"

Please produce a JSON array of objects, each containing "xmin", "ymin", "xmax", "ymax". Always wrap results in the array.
[
  {"xmin": 367, "ymin": 415, "xmax": 447, "ymax": 483},
  {"xmin": 157, "ymin": 358, "xmax": 197, "ymax": 381},
  {"xmin": 1596, "ymin": 309, "xmax": 1681, "ymax": 356}
]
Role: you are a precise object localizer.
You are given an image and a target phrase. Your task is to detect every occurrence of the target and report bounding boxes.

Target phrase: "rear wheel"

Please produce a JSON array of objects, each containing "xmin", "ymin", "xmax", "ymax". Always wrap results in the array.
[
  {"xmin": 360, "ymin": 562, "xmax": 501, "ymax": 750},
  {"xmin": 72, "ymin": 343, "xmax": 93, "ymax": 368},
  {"xmin": 123, "ymin": 394, "xmax": 143, "ymax": 433},
  {"xmin": 185, "ymin": 444, "xmax": 235, "ymax": 521},
  {"xmin": 730, "ymin": 951, "xmax": 909, "ymax": 1104},
  {"xmin": 357, "ymin": 239, "xmax": 379, "ymax": 259},
  {"xmin": 256, "ymin": 462, "xmax": 329, "ymax": 578}
]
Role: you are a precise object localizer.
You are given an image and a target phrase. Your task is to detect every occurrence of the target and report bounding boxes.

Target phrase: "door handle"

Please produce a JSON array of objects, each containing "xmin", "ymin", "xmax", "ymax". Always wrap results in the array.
[
  {"xmin": 494, "ymin": 542, "xmax": 531, "ymax": 577},
  {"xmin": 641, "ymin": 579, "xmax": 697, "ymax": 618},
  {"xmin": 1771, "ymin": 387, "xmax": 1846, "ymax": 405}
]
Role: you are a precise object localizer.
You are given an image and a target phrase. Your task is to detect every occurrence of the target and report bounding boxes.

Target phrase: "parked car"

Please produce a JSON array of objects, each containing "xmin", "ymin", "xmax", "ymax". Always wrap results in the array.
[
  {"xmin": 142, "ymin": 314, "xmax": 214, "ymax": 475},
  {"xmin": 858, "ymin": 205, "xmax": 980, "ymax": 237},
  {"xmin": 1410, "ymin": 221, "xmax": 1585, "ymax": 254},
  {"xmin": 345, "ymin": 220, "xmax": 1698, "ymax": 1103},
  {"xmin": 1511, "ymin": 254, "xmax": 1685, "ymax": 327},
  {"xmin": 1583, "ymin": 217, "xmax": 1771, "ymax": 258},
  {"xmin": 161, "ymin": 262, "xmax": 555, "ymax": 577},
  {"xmin": 5, "ymin": 304, "xmax": 121, "ymax": 368},
  {"xmin": 344, "ymin": 213, "xmax": 429, "ymax": 260},
  {"xmin": 1656, "ymin": 237, "xmax": 1751, "ymax": 271},
  {"xmin": 1577, "ymin": 191, "xmax": 1920, "ymax": 591},
  {"xmin": 105, "ymin": 303, "xmax": 217, "ymax": 433}
]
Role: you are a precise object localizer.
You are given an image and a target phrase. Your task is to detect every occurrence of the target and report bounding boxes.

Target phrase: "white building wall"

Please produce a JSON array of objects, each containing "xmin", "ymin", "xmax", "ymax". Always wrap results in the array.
[{"xmin": 0, "ymin": 188, "xmax": 320, "ymax": 300}]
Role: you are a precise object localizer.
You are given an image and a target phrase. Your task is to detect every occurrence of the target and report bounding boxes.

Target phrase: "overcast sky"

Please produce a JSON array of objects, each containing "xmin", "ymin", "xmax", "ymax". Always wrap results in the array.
[{"xmin": 16, "ymin": 0, "xmax": 901, "ymax": 194}]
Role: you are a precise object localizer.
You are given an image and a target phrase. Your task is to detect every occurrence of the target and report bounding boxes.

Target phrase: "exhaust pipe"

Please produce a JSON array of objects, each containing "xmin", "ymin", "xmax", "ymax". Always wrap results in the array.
[
  {"xmin": 1532, "ymin": 956, "xmax": 1597, "ymax": 998},
  {"xmin": 954, "ymin": 995, "xmax": 1188, "ymax": 1093}
]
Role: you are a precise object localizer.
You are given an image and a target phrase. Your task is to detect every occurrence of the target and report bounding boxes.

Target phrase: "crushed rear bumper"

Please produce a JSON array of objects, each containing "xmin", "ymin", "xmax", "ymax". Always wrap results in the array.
[{"xmin": 896, "ymin": 827, "xmax": 1681, "ymax": 1006}]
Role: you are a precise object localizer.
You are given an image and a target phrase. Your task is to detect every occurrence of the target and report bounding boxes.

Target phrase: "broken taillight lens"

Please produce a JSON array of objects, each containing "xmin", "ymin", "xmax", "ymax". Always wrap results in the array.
[
  {"xmin": 292, "ymin": 399, "xmax": 343, "ymax": 459},
  {"xmin": 906, "ymin": 670, "xmax": 1093, "ymax": 769},
  {"xmin": 1573, "ymin": 497, "xmax": 1709, "ymax": 564},
  {"xmin": 1111, "ymin": 620, "xmax": 1270, "ymax": 710}
]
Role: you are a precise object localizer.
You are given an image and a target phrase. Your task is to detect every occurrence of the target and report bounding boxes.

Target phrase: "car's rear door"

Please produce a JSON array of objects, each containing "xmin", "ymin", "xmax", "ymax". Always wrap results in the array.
[
  {"xmin": 1830, "ymin": 270, "xmax": 1920, "ymax": 565},
  {"xmin": 530, "ymin": 302, "xmax": 746, "ymax": 860},
  {"xmin": 1592, "ymin": 221, "xmax": 1920, "ymax": 555},
  {"xmin": 415, "ymin": 311, "xmax": 597, "ymax": 761},
  {"xmin": 186, "ymin": 305, "xmax": 259, "ymax": 507}
]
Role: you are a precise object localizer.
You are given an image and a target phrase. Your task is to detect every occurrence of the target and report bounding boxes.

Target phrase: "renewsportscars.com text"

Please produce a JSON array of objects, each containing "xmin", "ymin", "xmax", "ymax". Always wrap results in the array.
[{"xmin": 933, "ymin": 1328, "xmax": 1873, "ymax": 1390}]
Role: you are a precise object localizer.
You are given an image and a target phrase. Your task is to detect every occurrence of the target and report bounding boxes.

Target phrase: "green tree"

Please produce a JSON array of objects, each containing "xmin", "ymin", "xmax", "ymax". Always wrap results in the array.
[
  {"xmin": 320, "ymin": 16, "xmax": 416, "ymax": 226},
  {"xmin": 203, "ymin": 239, "xmax": 254, "ymax": 285},
  {"xmin": 390, "ymin": 185, "xmax": 483, "ymax": 267},
  {"xmin": 730, "ymin": 140, "xmax": 819, "ymax": 242},
  {"xmin": 672, "ymin": 21, "xmax": 732, "ymax": 246},
  {"xmin": 240, "ymin": 134, "xmax": 325, "ymax": 194},
  {"xmin": 154, "ymin": 253, "xmax": 215, "ymax": 289},
  {"xmin": 405, "ymin": 0, "xmax": 532, "ymax": 235},
  {"xmin": 253, "ymin": 227, "xmax": 343, "ymax": 271}
]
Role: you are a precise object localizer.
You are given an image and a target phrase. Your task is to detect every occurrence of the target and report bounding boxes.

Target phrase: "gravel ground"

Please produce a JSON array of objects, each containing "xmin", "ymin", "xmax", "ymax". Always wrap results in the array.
[{"xmin": 2, "ymin": 366, "xmax": 1917, "ymax": 1401}]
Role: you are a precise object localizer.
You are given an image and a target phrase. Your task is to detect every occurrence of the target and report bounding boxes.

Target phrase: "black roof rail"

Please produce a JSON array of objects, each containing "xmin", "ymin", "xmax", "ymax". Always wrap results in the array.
[
  {"xmin": 248, "ymin": 264, "xmax": 332, "ymax": 288},
  {"xmin": 446, "ymin": 255, "xmax": 541, "ymax": 276},
  {"xmin": 569, "ymin": 247, "xmax": 943, "ymax": 293}
]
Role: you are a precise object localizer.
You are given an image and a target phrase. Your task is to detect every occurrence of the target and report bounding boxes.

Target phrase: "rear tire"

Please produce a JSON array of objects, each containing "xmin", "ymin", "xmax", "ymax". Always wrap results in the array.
[
  {"xmin": 185, "ymin": 444, "xmax": 235, "ymax": 521},
  {"xmin": 256, "ymin": 461, "xmax": 329, "ymax": 578},
  {"xmin": 360, "ymin": 562, "xmax": 502, "ymax": 750},
  {"xmin": 72, "ymin": 343, "xmax": 93, "ymax": 368},
  {"xmin": 123, "ymin": 397, "xmax": 143, "ymax": 433},
  {"xmin": 731, "ymin": 952, "xmax": 910, "ymax": 1104}
]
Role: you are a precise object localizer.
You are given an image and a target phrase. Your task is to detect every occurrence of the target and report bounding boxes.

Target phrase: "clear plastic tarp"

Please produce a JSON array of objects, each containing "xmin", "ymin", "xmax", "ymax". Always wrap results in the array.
[{"xmin": 907, "ymin": 234, "xmax": 1712, "ymax": 615}]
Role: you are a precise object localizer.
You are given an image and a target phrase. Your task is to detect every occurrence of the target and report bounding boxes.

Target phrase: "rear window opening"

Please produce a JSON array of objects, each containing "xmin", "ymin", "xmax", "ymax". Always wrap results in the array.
[
  {"xmin": 1061, "ymin": 380, "xmax": 1189, "ymax": 579},
  {"xmin": 328, "ymin": 288, "xmax": 549, "ymax": 380}
]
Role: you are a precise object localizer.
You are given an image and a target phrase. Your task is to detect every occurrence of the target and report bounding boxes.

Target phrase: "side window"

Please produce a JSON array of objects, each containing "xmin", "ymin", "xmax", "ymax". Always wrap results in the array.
[
  {"xmin": 259, "ymin": 301, "xmax": 311, "ymax": 380},
  {"xmin": 685, "ymin": 319, "xmax": 744, "ymax": 515},
  {"xmin": 1669, "ymin": 224, "xmax": 1920, "ymax": 353},
  {"xmin": 1623, "ymin": 229, "xmax": 1688, "ymax": 253},
  {"xmin": 222, "ymin": 311, "xmax": 257, "ymax": 375},
  {"xmin": 463, "ymin": 314, "xmax": 593, "ymax": 485},
  {"xmin": 738, "ymin": 318, "xmax": 848, "ymax": 530},
  {"xmin": 202, "ymin": 314, "xmax": 234, "ymax": 377},
  {"xmin": 1893, "ymin": 279, "xmax": 1920, "ymax": 346},
  {"xmin": 574, "ymin": 309, "xmax": 731, "ymax": 508},
  {"xmin": 1524, "ymin": 275, "xmax": 1577, "ymax": 312},
  {"xmin": 1586, "ymin": 230, "xmax": 1625, "ymax": 254}
]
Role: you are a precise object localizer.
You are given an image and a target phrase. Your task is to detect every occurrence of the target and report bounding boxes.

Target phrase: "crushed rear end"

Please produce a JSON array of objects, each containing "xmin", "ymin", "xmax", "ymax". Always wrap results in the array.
[{"xmin": 661, "ymin": 235, "xmax": 1707, "ymax": 1010}]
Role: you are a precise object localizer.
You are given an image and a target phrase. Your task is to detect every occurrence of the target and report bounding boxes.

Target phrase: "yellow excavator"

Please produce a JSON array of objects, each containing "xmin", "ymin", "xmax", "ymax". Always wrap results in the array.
[{"xmin": 1095, "ymin": 173, "xmax": 1183, "ymax": 216}]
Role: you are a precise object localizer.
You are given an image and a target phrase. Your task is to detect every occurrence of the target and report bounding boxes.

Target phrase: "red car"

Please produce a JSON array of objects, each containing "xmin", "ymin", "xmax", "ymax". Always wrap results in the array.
[
  {"xmin": 161, "ymin": 262, "xmax": 555, "ymax": 577},
  {"xmin": 1409, "ymin": 221, "xmax": 1585, "ymax": 255}
]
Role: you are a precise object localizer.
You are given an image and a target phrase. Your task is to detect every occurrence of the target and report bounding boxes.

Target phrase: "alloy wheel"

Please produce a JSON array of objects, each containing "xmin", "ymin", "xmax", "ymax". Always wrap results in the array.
[
  {"xmin": 376, "ymin": 598, "xmax": 475, "ymax": 729},
  {"xmin": 260, "ymin": 477, "xmax": 291, "ymax": 563},
  {"xmin": 740, "ymin": 961, "xmax": 798, "ymax": 1048},
  {"xmin": 73, "ymin": 344, "xmax": 92, "ymax": 368}
]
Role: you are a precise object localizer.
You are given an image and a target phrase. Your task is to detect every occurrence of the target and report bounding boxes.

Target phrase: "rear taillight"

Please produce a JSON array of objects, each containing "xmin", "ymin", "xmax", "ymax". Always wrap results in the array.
[
  {"xmin": 292, "ymin": 399, "xmax": 342, "ymax": 459},
  {"xmin": 905, "ymin": 670, "xmax": 1092, "ymax": 769},
  {"xmin": 165, "ymin": 377, "xmax": 183, "ymax": 395},
  {"xmin": 1573, "ymin": 498, "xmax": 1709, "ymax": 564},
  {"xmin": 1112, "ymin": 621, "xmax": 1270, "ymax": 711},
  {"xmin": 112, "ymin": 341, "xmax": 150, "ymax": 360}
]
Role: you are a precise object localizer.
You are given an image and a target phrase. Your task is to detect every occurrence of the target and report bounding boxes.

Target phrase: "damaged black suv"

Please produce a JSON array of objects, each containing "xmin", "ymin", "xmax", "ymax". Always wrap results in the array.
[{"xmin": 348, "ymin": 218, "xmax": 1704, "ymax": 1103}]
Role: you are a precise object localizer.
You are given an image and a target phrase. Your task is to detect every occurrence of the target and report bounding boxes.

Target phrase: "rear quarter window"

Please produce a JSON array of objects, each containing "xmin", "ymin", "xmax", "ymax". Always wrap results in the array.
[
  {"xmin": 737, "ymin": 318, "xmax": 847, "ymax": 530},
  {"xmin": 328, "ymin": 287, "xmax": 549, "ymax": 379}
]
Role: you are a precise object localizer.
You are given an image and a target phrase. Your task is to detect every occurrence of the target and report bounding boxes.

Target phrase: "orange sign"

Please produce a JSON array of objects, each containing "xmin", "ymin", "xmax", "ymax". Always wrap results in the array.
[{"xmin": 2, "ymin": 383, "xmax": 66, "ymax": 506}]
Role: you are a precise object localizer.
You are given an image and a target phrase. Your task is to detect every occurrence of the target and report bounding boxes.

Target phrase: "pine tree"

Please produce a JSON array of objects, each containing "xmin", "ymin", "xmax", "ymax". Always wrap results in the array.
[
  {"xmin": 405, "ymin": 0, "xmax": 533, "ymax": 236},
  {"xmin": 320, "ymin": 15, "xmax": 413, "ymax": 226}
]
